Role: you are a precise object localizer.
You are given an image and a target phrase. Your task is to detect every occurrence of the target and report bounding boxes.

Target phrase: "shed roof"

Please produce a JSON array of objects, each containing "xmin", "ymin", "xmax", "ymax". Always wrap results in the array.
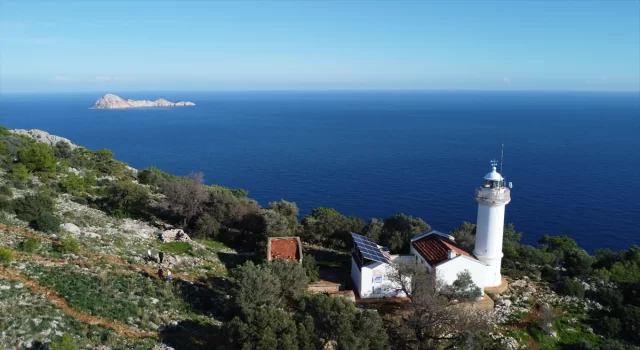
[
  {"xmin": 411, "ymin": 233, "xmax": 476, "ymax": 266},
  {"xmin": 267, "ymin": 237, "xmax": 302, "ymax": 263}
]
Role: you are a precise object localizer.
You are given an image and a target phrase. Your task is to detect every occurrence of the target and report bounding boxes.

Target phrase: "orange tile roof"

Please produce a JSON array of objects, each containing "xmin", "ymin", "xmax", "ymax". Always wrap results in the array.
[
  {"xmin": 269, "ymin": 238, "xmax": 300, "ymax": 262},
  {"xmin": 412, "ymin": 234, "xmax": 475, "ymax": 266}
]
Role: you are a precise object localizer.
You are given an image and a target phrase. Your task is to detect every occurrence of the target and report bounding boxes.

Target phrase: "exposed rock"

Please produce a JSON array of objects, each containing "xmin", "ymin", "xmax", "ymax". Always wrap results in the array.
[
  {"xmin": 500, "ymin": 336, "xmax": 519, "ymax": 350},
  {"xmin": 160, "ymin": 229, "xmax": 191, "ymax": 243},
  {"xmin": 120, "ymin": 219, "xmax": 156, "ymax": 239},
  {"xmin": 60, "ymin": 223, "xmax": 82, "ymax": 235},
  {"xmin": 91, "ymin": 94, "xmax": 195, "ymax": 109},
  {"xmin": 10, "ymin": 129, "xmax": 78, "ymax": 149},
  {"xmin": 496, "ymin": 299, "xmax": 512, "ymax": 308},
  {"xmin": 151, "ymin": 344, "xmax": 175, "ymax": 350},
  {"xmin": 510, "ymin": 280, "xmax": 527, "ymax": 288}
]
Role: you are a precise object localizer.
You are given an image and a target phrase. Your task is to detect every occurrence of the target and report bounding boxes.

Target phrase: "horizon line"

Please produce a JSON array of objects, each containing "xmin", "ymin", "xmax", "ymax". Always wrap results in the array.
[{"xmin": 2, "ymin": 88, "xmax": 639, "ymax": 95}]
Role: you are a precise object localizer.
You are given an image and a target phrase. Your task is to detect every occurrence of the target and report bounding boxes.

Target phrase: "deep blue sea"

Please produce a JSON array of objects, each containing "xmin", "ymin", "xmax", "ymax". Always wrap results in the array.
[{"xmin": 1, "ymin": 91, "xmax": 639, "ymax": 252}]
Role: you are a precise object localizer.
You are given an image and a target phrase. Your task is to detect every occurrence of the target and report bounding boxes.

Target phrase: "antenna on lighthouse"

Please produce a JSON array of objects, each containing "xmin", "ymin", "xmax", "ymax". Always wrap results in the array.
[{"xmin": 500, "ymin": 143, "xmax": 504, "ymax": 177}]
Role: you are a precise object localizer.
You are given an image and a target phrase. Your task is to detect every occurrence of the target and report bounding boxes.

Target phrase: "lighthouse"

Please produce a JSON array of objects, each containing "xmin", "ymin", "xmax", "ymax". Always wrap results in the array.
[{"xmin": 473, "ymin": 160, "xmax": 511, "ymax": 288}]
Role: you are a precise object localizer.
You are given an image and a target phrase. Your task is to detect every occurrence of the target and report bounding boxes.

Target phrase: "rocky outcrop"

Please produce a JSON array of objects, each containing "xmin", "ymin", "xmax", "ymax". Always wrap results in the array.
[
  {"xmin": 91, "ymin": 94, "xmax": 195, "ymax": 109},
  {"xmin": 10, "ymin": 129, "xmax": 78, "ymax": 149},
  {"xmin": 159, "ymin": 229, "xmax": 191, "ymax": 243}
]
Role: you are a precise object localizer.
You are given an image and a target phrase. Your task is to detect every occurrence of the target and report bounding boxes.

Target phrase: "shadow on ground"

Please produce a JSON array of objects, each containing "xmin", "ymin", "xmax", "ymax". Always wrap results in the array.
[{"xmin": 159, "ymin": 276, "xmax": 235, "ymax": 349}]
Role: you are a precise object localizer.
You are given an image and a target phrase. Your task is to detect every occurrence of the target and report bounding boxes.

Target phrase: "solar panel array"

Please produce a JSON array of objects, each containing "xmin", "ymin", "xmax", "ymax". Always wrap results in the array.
[{"xmin": 351, "ymin": 232, "xmax": 391, "ymax": 264}]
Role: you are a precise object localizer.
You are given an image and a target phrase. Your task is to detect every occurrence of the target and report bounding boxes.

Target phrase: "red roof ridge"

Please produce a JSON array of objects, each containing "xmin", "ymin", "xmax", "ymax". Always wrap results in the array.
[{"xmin": 411, "ymin": 233, "xmax": 477, "ymax": 266}]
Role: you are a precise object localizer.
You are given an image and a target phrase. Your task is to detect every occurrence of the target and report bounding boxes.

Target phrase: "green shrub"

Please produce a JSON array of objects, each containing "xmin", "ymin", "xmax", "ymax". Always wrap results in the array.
[
  {"xmin": 53, "ymin": 141, "xmax": 73, "ymax": 159},
  {"xmin": 16, "ymin": 143, "xmax": 57, "ymax": 173},
  {"xmin": 102, "ymin": 180, "xmax": 150, "ymax": 218},
  {"xmin": 596, "ymin": 287, "xmax": 624, "ymax": 308},
  {"xmin": 447, "ymin": 270, "xmax": 482, "ymax": 301},
  {"xmin": 137, "ymin": 166, "xmax": 177, "ymax": 187},
  {"xmin": 617, "ymin": 305, "xmax": 640, "ymax": 343},
  {"xmin": 19, "ymin": 237, "xmax": 41, "ymax": 252},
  {"xmin": 302, "ymin": 255, "xmax": 320, "ymax": 282},
  {"xmin": 596, "ymin": 316, "xmax": 621, "ymax": 338},
  {"xmin": 559, "ymin": 279, "xmax": 585, "ymax": 298},
  {"xmin": 0, "ymin": 184, "xmax": 12, "ymax": 197},
  {"xmin": 51, "ymin": 332, "xmax": 79, "ymax": 350},
  {"xmin": 11, "ymin": 191, "xmax": 56, "ymax": 222},
  {"xmin": 32, "ymin": 212, "xmax": 61, "ymax": 233},
  {"xmin": 0, "ymin": 195, "xmax": 11, "ymax": 211},
  {"xmin": 0, "ymin": 247, "xmax": 14, "ymax": 262},
  {"xmin": 541, "ymin": 265, "xmax": 561, "ymax": 282},
  {"xmin": 194, "ymin": 214, "xmax": 221, "ymax": 238},
  {"xmin": 9, "ymin": 163, "xmax": 29, "ymax": 183},
  {"xmin": 57, "ymin": 236, "xmax": 80, "ymax": 254},
  {"xmin": 60, "ymin": 173, "xmax": 87, "ymax": 195}
]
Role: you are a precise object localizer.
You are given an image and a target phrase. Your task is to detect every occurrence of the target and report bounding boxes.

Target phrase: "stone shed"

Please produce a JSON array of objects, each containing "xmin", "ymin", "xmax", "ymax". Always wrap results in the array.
[{"xmin": 267, "ymin": 237, "xmax": 303, "ymax": 263}]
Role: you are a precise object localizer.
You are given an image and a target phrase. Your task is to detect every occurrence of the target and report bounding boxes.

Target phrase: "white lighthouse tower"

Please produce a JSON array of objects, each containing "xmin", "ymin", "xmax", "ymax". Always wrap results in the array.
[{"xmin": 473, "ymin": 160, "xmax": 511, "ymax": 289}]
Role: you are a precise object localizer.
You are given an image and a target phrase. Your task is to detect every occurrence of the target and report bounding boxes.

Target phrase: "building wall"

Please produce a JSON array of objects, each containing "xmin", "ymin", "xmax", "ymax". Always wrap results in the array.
[
  {"xmin": 474, "ymin": 203, "xmax": 506, "ymax": 287},
  {"xmin": 436, "ymin": 256, "xmax": 486, "ymax": 292},
  {"xmin": 409, "ymin": 245, "xmax": 434, "ymax": 272},
  {"xmin": 352, "ymin": 256, "xmax": 408, "ymax": 299},
  {"xmin": 350, "ymin": 256, "xmax": 362, "ymax": 296}
]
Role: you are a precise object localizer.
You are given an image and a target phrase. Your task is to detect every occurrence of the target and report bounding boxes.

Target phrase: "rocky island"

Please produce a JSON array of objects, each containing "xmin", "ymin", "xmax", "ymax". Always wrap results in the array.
[{"xmin": 91, "ymin": 94, "xmax": 195, "ymax": 109}]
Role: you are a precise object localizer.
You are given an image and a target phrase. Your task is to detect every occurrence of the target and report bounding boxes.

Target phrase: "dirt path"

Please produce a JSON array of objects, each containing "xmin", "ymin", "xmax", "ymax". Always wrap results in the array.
[{"xmin": 0, "ymin": 266, "xmax": 156, "ymax": 338}]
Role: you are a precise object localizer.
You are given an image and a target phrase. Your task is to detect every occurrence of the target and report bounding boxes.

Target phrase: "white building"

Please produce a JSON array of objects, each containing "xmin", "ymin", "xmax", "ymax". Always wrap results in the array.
[
  {"xmin": 350, "ymin": 161, "xmax": 512, "ymax": 299},
  {"xmin": 350, "ymin": 233, "xmax": 413, "ymax": 298},
  {"xmin": 410, "ymin": 230, "xmax": 487, "ymax": 291},
  {"xmin": 473, "ymin": 162, "xmax": 511, "ymax": 288}
]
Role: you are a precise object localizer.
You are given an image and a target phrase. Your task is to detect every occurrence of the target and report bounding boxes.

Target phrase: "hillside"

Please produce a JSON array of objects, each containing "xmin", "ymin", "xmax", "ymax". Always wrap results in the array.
[{"xmin": 1, "ymin": 126, "xmax": 639, "ymax": 350}]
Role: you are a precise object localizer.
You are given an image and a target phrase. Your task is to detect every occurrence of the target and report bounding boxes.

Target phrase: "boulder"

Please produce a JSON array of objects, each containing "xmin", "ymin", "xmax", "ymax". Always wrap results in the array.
[
  {"xmin": 497, "ymin": 299, "xmax": 513, "ymax": 308},
  {"xmin": 511, "ymin": 280, "xmax": 527, "ymax": 288},
  {"xmin": 160, "ymin": 229, "xmax": 191, "ymax": 243},
  {"xmin": 60, "ymin": 223, "xmax": 82, "ymax": 235}
]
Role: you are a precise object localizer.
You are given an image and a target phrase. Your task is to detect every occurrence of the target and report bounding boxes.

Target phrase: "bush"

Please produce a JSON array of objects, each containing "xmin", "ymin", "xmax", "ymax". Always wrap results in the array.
[
  {"xmin": 564, "ymin": 248, "xmax": 594, "ymax": 277},
  {"xmin": 302, "ymin": 255, "xmax": 320, "ymax": 282},
  {"xmin": 447, "ymin": 270, "xmax": 482, "ymax": 301},
  {"xmin": 0, "ymin": 184, "xmax": 12, "ymax": 197},
  {"xmin": 541, "ymin": 265, "xmax": 561, "ymax": 282},
  {"xmin": 596, "ymin": 287, "xmax": 624, "ymax": 309},
  {"xmin": 19, "ymin": 237, "xmax": 41, "ymax": 252},
  {"xmin": 103, "ymin": 180, "xmax": 150, "ymax": 218},
  {"xmin": 193, "ymin": 214, "xmax": 221, "ymax": 238},
  {"xmin": 32, "ymin": 211, "xmax": 61, "ymax": 233},
  {"xmin": 57, "ymin": 236, "xmax": 80, "ymax": 254},
  {"xmin": 53, "ymin": 141, "xmax": 72, "ymax": 159},
  {"xmin": 617, "ymin": 305, "xmax": 640, "ymax": 343},
  {"xmin": 16, "ymin": 143, "xmax": 57, "ymax": 173},
  {"xmin": 137, "ymin": 166, "xmax": 177, "ymax": 187},
  {"xmin": 11, "ymin": 191, "xmax": 56, "ymax": 222},
  {"xmin": 559, "ymin": 279, "xmax": 585, "ymax": 298},
  {"xmin": 0, "ymin": 247, "xmax": 14, "ymax": 262},
  {"xmin": 51, "ymin": 332, "xmax": 79, "ymax": 350},
  {"xmin": 60, "ymin": 173, "xmax": 88, "ymax": 195},
  {"xmin": 9, "ymin": 163, "xmax": 29, "ymax": 183},
  {"xmin": 596, "ymin": 316, "xmax": 621, "ymax": 338}
]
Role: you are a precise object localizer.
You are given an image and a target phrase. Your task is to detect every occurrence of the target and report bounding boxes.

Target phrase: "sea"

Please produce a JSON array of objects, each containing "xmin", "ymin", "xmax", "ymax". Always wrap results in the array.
[{"xmin": 1, "ymin": 91, "xmax": 639, "ymax": 252}]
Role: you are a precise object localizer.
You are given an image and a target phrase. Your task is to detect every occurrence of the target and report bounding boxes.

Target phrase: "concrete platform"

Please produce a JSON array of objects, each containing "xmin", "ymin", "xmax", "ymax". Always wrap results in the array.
[
  {"xmin": 474, "ymin": 293, "xmax": 495, "ymax": 311},
  {"xmin": 484, "ymin": 277, "xmax": 509, "ymax": 294}
]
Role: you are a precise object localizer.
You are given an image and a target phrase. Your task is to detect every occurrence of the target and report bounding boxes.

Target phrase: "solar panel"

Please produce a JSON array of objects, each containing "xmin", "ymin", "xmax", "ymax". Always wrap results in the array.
[{"xmin": 351, "ymin": 232, "xmax": 391, "ymax": 264}]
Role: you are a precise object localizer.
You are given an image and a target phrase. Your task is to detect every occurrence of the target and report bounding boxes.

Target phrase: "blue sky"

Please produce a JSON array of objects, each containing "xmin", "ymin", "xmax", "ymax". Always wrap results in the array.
[{"xmin": 1, "ymin": 1, "xmax": 639, "ymax": 92}]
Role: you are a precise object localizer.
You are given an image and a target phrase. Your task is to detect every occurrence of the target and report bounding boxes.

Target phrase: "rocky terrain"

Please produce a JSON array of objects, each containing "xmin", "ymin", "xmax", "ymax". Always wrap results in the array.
[
  {"xmin": 10, "ymin": 129, "xmax": 78, "ymax": 149},
  {"xmin": 91, "ymin": 94, "xmax": 195, "ymax": 109}
]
